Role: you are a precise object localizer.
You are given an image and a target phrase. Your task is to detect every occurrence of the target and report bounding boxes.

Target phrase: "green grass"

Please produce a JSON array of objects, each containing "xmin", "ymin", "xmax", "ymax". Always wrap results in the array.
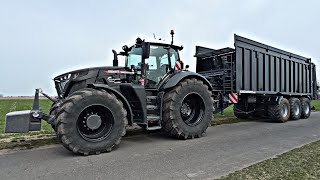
[
  {"xmin": 0, "ymin": 136, "xmax": 58, "ymax": 150},
  {"xmin": 215, "ymin": 105, "xmax": 234, "ymax": 118},
  {"xmin": 311, "ymin": 100, "xmax": 320, "ymax": 111},
  {"xmin": 218, "ymin": 140, "xmax": 320, "ymax": 180},
  {"xmin": 0, "ymin": 99, "xmax": 54, "ymax": 137}
]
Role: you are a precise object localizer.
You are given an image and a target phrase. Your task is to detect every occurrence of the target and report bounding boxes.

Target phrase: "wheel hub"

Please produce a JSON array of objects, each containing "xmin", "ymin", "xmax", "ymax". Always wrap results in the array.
[
  {"xmin": 304, "ymin": 103, "xmax": 310, "ymax": 115},
  {"xmin": 293, "ymin": 103, "xmax": 300, "ymax": 116},
  {"xmin": 181, "ymin": 103, "xmax": 191, "ymax": 115},
  {"xmin": 77, "ymin": 105, "xmax": 114, "ymax": 142},
  {"xmin": 281, "ymin": 104, "xmax": 288, "ymax": 118},
  {"xmin": 86, "ymin": 114, "xmax": 102, "ymax": 130},
  {"xmin": 180, "ymin": 93, "xmax": 205, "ymax": 127}
]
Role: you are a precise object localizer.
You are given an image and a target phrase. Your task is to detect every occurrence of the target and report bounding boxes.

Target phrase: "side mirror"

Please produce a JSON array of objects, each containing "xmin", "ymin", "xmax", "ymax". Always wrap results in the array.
[{"xmin": 142, "ymin": 42, "xmax": 150, "ymax": 59}]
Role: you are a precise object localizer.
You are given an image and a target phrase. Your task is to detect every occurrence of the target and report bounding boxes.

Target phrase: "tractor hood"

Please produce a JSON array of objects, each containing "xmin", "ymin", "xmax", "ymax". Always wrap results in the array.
[
  {"xmin": 53, "ymin": 66, "xmax": 129, "ymax": 97},
  {"xmin": 54, "ymin": 66, "xmax": 126, "ymax": 79}
]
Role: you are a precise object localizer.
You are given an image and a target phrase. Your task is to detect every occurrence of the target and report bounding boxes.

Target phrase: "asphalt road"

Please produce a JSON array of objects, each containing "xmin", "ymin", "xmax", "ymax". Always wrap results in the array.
[{"xmin": 1, "ymin": 112, "xmax": 320, "ymax": 180}]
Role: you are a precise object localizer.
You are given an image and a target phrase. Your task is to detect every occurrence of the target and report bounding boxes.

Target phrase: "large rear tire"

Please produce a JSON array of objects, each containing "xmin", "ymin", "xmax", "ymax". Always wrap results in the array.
[
  {"xmin": 300, "ymin": 97, "xmax": 311, "ymax": 119},
  {"xmin": 289, "ymin": 98, "xmax": 302, "ymax": 120},
  {"xmin": 56, "ymin": 88, "xmax": 127, "ymax": 155},
  {"xmin": 162, "ymin": 78, "xmax": 213, "ymax": 139},
  {"xmin": 268, "ymin": 98, "xmax": 290, "ymax": 123}
]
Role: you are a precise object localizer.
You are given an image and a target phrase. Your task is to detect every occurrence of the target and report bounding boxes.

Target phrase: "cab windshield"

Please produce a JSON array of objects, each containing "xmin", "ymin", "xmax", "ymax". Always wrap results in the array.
[
  {"xmin": 126, "ymin": 47, "xmax": 143, "ymax": 69},
  {"xmin": 126, "ymin": 44, "xmax": 179, "ymax": 88},
  {"xmin": 126, "ymin": 45, "xmax": 179, "ymax": 70}
]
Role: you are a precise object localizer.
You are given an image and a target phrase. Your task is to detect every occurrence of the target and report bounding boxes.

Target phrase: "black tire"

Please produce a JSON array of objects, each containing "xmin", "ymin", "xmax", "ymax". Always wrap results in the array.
[
  {"xmin": 300, "ymin": 97, "xmax": 311, "ymax": 119},
  {"xmin": 56, "ymin": 88, "xmax": 127, "ymax": 155},
  {"xmin": 49, "ymin": 102, "xmax": 59, "ymax": 131},
  {"xmin": 289, "ymin": 98, "xmax": 302, "ymax": 120},
  {"xmin": 233, "ymin": 104, "xmax": 249, "ymax": 119},
  {"xmin": 162, "ymin": 78, "xmax": 213, "ymax": 139},
  {"xmin": 268, "ymin": 98, "xmax": 290, "ymax": 123}
]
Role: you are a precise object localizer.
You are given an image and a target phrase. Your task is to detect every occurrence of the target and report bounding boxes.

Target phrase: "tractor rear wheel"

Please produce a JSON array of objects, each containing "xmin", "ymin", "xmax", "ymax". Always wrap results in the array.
[
  {"xmin": 56, "ymin": 88, "xmax": 127, "ymax": 155},
  {"xmin": 268, "ymin": 98, "xmax": 290, "ymax": 123},
  {"xmin": 162, "ymin": 78, "xmax": 213, "ymax": 139},
  {"xmin": 300, "ymin": 97, "xmax": 311, "ymax": 119}
]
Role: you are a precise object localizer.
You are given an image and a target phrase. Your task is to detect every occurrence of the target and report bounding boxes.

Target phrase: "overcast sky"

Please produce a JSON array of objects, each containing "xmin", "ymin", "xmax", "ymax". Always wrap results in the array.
[{"xmin": 0, "ymin": 0, "xmax": 319, "ymax": 96}]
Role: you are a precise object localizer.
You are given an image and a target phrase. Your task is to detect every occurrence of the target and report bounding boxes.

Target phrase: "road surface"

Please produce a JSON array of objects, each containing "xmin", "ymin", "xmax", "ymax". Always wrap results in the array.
[{"xmin": 1, "ymin": 112, "xmax": 320, "ymax": 180}]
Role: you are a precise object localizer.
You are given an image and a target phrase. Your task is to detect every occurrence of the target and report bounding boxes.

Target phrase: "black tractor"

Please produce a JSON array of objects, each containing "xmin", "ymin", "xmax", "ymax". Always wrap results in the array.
[{"xmin": 5, "ymin": 30, "xmax": 214, "ymax": 155}]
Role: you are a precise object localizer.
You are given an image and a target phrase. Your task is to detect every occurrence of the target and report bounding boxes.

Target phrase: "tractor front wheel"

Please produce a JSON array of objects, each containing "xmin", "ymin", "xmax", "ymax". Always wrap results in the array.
[
  {"xmin": 56, "ymin": 88, "xmax": 127, "ymax": 155},
  {"xmin": 49, "ymin": 102, "xmax": 59, "ymax": 131}
]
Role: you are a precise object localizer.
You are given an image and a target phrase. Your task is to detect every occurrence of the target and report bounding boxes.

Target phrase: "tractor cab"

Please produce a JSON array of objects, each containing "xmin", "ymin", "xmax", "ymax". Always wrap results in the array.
[{"xmin": 120, "ymin": 30, "xmax": 184, "ymax": 89}]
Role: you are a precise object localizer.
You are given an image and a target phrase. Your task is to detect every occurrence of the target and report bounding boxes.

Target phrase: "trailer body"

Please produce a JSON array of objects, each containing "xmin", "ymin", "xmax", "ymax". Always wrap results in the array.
[{"xmin": 195, "ymin": 34, "xmax": 317, "ymax": 118}]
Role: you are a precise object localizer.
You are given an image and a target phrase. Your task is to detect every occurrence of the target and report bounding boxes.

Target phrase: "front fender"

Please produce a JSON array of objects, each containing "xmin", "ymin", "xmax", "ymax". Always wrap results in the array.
[
  {"xmin": 87, "ymin": 84, "xmax": 133, "ymax": 126},
  {"xmin": 160, "ymin": 71, "xmax": 212, "ymax": 91}
]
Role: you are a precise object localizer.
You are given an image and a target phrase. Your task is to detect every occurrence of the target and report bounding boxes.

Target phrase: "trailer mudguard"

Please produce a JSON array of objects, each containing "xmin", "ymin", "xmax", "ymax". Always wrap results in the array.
[
  {"xmin": 87, "ymin": 84, "xmax": 134, "ymax": 125},
  {"xmin": 160, "ymin": 71, "xmax": 213, "ymax": 91}
]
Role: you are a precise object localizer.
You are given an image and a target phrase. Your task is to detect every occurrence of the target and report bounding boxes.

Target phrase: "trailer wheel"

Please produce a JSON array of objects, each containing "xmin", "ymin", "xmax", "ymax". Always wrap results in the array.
[
  {"xmin": 162, "ymin": 78, "xmax": 213, "ymax": 139},
  {"xmin": 268, "ymin": 98, "xmax": 290, "ymax": 123},
  {"xmin": 289, "ymin": 98, "xmax": 302, "ymax": 120},
  {"xmin": 233, "ymin": 104, "xmax": 249, "ymax": 119},
  {"xmin": 300, "ymin": 97, "xmax": 311, "ymax": 119},
  {"xmin": 56, "ymin": 88, "xmax": 127, "ymax": 155}
]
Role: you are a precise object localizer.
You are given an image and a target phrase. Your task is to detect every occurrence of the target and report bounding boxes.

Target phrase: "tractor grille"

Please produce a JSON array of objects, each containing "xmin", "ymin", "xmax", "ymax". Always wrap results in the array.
[
  {"xmin": 53, "ymin": 70, "xmax": 88, "ymax": 97},
  {"xmin": 54, "ymin": 73, "xmax": 72, "ymax": 96}
]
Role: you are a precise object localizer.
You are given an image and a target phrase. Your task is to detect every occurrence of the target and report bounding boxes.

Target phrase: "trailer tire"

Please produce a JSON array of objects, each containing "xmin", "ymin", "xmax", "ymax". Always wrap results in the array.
[
  {"xmin": 233, "ymin": 104, "xmax": 249, "ymax": 119},
  {"xmin": 300, "ymin": 97, "xmax": 311, "ymax": 119},
  {"xmin": 268, "ymin": 98, "xmax": 290, "ymax": 123},
  {"xmin": 56, "ymin": 88, "xmax": 127, "ymax": 155},
  {"xmin": 289, "ymin": 98, "xmax": 302, "ymax": 120},
  {"xmin": 162, "ymin": 78, "xmax": 213, "ymax": 139}
]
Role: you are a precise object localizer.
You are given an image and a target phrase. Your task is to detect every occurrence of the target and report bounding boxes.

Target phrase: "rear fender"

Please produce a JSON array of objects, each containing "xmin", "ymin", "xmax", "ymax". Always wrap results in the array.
[{"xmin": 160, "ymin": 71, "xmax": 212, "ymax": 91}]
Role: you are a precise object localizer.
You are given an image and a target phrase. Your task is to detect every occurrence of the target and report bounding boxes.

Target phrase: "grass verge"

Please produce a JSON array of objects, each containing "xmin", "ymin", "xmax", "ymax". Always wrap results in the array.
[
  {"xmin": 311, "ymin": 100, "xmax": 320, "ymax": 112},
  {"xmin": 218, "ymin": 140, "xmax": 320, "ymax": 180},
  {"xmin": 0, "ymin": 135, "xmax": 58, "ymax": 150}
]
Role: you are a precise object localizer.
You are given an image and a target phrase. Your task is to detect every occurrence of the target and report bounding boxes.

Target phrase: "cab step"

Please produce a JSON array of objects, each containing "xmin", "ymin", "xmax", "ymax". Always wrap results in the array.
[
  {"xmin": 147, "ymin": 105, "xmax": 158, "ymax": 110},
  {"xmin": 147, "ymin": 115, "xmax": 160, "ymax": 121},
  {"xmin": 146, "ymin": 126, "xmax": 162, "ymax": 130},
  {"xmin": 146, "ymin": 115, "xmax": 161, "ymax": 130}
]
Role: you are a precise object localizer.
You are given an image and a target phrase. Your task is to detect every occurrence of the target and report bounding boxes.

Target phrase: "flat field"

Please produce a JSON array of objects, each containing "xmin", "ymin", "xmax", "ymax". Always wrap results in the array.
[{"xmin": 0, "ymin": 99, "xmax": 53, "ymax": 138}]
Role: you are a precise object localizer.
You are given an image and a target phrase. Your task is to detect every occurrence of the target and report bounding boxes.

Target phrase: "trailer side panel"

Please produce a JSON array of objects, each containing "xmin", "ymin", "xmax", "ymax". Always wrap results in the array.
[{"xmin": 234, "ymin": 34, "xmax": 315, "ymax": 97}]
